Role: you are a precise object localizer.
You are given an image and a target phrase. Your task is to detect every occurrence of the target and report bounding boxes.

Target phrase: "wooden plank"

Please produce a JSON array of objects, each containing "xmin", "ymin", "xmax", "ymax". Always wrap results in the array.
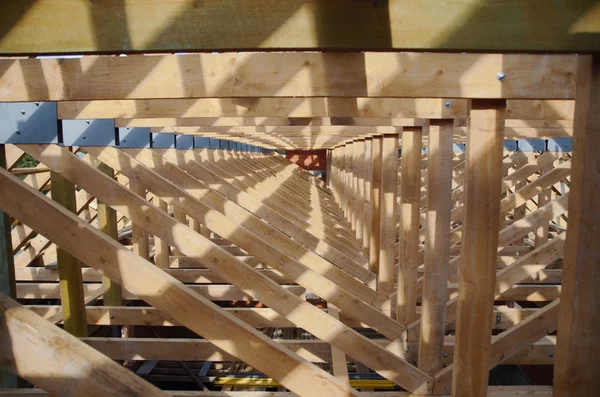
[
  {"xmin": 554, "ymin": 54, "xmax": 600, "ymax": 397},
  {"xmin": 60, "ymin": 98, "xmax": 468, "ymax": 120},
  {"xmin": 0, "ymin": 294, "xmax": 166, "ymax": 397},
  {"xmin": 451, "ymin": 99, "xmax": 505, "ymax": 397},
  {"xmin": 418, "ymin": 120, "xmax": 453, "ymax": 374},
  {"xmin": 397, "ymin": 127, "xmax": 421, "ymax": 323},
  {"xmin": 369, "ymin": 136, "xmax": 383, "ymax": 275},
  {"xmin": 118, "ymin": 116, "xmax": 428, "ymax": 128},
  {"xmin": 378, "ymin": 133, "xmax": 399, "ymax": 301},
  {"xmin": 1, "ymin": 1, "xmax": 598, "ymax": 53},
  {"xmin": 354, "ymin": 140, "xmax": 365, "ymax": 244},
  {"xmin": 22, "ymin": 144, "xmax": 431, "ymax": 394},
  {"xmin": 0, "ymin": 53, "xmax": 577, "ymax": 101},
  {"xmin": 95, "ymin": 161, "xmax": 122, "ymax": 306},
  {"xmin": 0, "ymin": 160, "xmax": 356, "ymax": 397},
  {"xmin": 16, "ymin": 283, "xmax": 305, "ymax": 302},
  {"xmin": 0, "ymin": 145, "xmax": 17, "ymax": 389},
  {"xmin": 362, "ymin": 138, "xmax": 373, "ymax": 257},
  {"xmin": 50, "ymin": 165, "xmax": 87, "ymax": 337},
  {"xmin": 328, "ymin": 306, "xmax": 350, "ymax": 385}
]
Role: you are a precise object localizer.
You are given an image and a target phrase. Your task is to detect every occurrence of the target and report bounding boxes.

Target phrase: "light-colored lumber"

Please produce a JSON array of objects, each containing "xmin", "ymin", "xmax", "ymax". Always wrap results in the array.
[
  {"xmin": 95, "ymin": 148, "xmax": 397, "ymax": 333},
  {"xmin": 369, "ymin": 136, "xmax": 383, "ymax": 274},
  {"xmin": 397, "ymin": 127, "xmax": 421, "ymax": 323},
  {"xmin": 50, "ymin": 165, "xmax": 87, "ymax": 337},
  {"xmin": 95, "ymin": 161, "xmax": 122, "ymax": 306},
  {"xmin": 0, "ymin": 1, "xmax": 597, "ymax": 53},
  {"xmin": 0, "ymin": 53, "xmax": 577, "ymax": 101},
  {"xmin": 451, "ymin": 99, "xmax": 505, "ymax": 397},
  {"xmin": 0, "ymin": 293, "xmax": 166, "ymax": 396},
  {"xmin": 378, "ymin": 133, "xmax": 399, "ymax": 300},
  {"xmin": 23, "ymin": 144, "xmax": 431, "ymax": 394},
  {"xmin": 418, "ymin": 120, "xmax": 452, "ymax": 374},
  {"xmin": 0, "ymin": 159, "xmax": 356, "ymax": 397},
  {"xmin": 0, "ymin": 145, "xmax": 17, "ymax": 389},
  {"xmin": 362, "ymin": 138, "xmax": 373, "ymax": 257},
  {"xmin": 554, "ymin": 54, "xmax": 600, "ymax": 397},
  {"xmin": 60, "ymin": 98, "xmax": 468, "ymax": 120}
]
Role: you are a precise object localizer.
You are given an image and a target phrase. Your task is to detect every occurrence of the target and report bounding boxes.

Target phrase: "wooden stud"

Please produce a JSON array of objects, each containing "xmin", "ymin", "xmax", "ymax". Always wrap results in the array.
[
  {"xmin": 369, "ymin": 136, "xmax": 383, "ymax": 275},
  {"xmin": 397, "ymin": 126, "xmax": 421, "ymax": 324},
  {"xmin": 50, "ymin": 161, "xmax": 87, "ymax": 337},
  {"xmin": 95, "ymin": 161, "xmax": 122, "ymax": 306},
  {"xmin": 130, "ymin": 181, "xmax": 150, "ymax": 259},
  {"xmin": 355, "ymin": 139, "xmax": 365, "ymax": 245},
  {"xmin": 378, "ymin": 133, "xmax": 399, "ymax": 301},
  {"xmin": 153, "ymin": 199, "xmax": 171, "ymax": 269},
  {"xmin": 418, "ymin": 120, "xmax": 453, "ymax": 374},
  {"xmin": 554, "ymin": 54, "xmax": 600, "ymax": 397},
  {"xmin": 451, "ymin": 99, "xmax": 506, "ymax": 397},
  {"xmin": 0, "ymin": 144, "xmax": 17, "ymax": 389},
  {"xmin": 363, "ymin": 138, "xmax": 373, "ymax": 257}
]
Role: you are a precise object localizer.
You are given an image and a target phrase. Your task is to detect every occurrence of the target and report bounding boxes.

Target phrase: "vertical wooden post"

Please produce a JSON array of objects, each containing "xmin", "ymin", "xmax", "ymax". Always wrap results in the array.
[
  {"xmin": 154, "ymin": 199, "xmax": 171, "ymax": 269},
  {"xmin": 130, "ymin": 181, "xmax": 150, "ymax": 259},
  {"xmin": 355, "ymin": 139, "xmax": 365, "ymax": 245},
  {"xmin": 369, "ymin": 136, "xmax": 383, "ymax": 275},
  {"xmin": 51, "ymin": 160, "xmax": 88, "ymax": 337},
  {"xmin": 363, "ymin": 138, "xmax": 373, "ymax": 257},
  {"xmin": 0, "ymin": 144, "xmax": 17, "ymax": 388},
  {"xmin": 378, "ymin": 133, "xmax": 399, "ymax": 301},
  {"xmin": 452, "ymin": 99, "xmax": 505, "ymax": 397},
  {"xmin": 554, "ymin": 54, "xmax": 600, "ymax": 397},
  {"xmin": 326, "ymin": 149, "xmax": 332, "ymax": 189},
  {"xmin": 534, "ymin": 163, "xmax": 552, "ymax": 246},
  {"xmin": 397, "ymin": 126, "xmax": 422, "ymax": 324},
  {"xmin": 418, "ymin": 120, "xmax": 453, "ymax": 374},
  {"xmin": 348, "ymin": 142, "xmax": 356, "ymax": 230},
  {"xmin": 341, "ymin": 145, "xmax": 349, "ymax": 220},
  {"xmin": 96, "ymin": 161, "xmax": 123, "ymax": 306}
]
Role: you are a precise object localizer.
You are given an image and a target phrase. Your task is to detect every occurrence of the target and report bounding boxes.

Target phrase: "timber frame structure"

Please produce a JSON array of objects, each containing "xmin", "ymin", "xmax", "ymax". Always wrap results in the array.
[{"xmin": 0, "ymin": 2, "xmax": 598, "ymax": 397}]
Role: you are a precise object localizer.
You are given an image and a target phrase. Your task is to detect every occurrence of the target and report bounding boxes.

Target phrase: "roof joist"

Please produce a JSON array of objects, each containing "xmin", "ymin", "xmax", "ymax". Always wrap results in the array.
[
  {"xmin": 0, "ymin": 53, "xmax": 577, "ymax": 101},
  {"xmin": 0, "ymin": 0, "xmax": 598, "ymax": 53}
]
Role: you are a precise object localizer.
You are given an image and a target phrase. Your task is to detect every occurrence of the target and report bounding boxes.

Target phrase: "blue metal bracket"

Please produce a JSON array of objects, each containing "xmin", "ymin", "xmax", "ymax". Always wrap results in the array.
[
  {"xmin": 547, "ymin": 138, "xmax": 572, "ymax": 152},
  {"xmin": 503, "ymin": 140, "xmax": 517, "ymax": 151},
  {"xmin": 119, "ymin": 127, "xmax": 151, "ymax": 148},
  {"xmin": 517, "ymin": 139, "xmax": 546, "ymax": 152},
  {"xmin": 194, "ymin": 137, "xmax": 210, "ymax": 148},
  {"xmin": 63, "ymin": 119, "xmax": 116, "ymax": 147},
  {"xmin": 176, "ymin": 134, "xmax": 194, "ymax": 150},
  {"xmin": 151, "ymin": 132, "xmax": 175, "ymax": 149},
  {"xmin": 208, "ymin": 139, "xmax": 220, "ymax": 149},
  {"xmin": 452, "ymin": 143, "xmax": 465, "ymax": 153},
  {"xmin": 0, "ymin": 102, "xmax": 58, "ymax": 144}
]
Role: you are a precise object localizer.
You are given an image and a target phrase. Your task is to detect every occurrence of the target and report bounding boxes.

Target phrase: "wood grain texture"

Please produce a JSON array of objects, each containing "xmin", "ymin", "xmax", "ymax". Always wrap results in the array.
[
  {"xmin": 554, "ymin": 54, "xmax": 600, "ymax": 397},
  {"xmin": 0, "ymin": 1, "xmax": 597, "ymax": 53},
  {"xmin": 0, "ymin": 53, "xmax": 577, "ymax": 101}
]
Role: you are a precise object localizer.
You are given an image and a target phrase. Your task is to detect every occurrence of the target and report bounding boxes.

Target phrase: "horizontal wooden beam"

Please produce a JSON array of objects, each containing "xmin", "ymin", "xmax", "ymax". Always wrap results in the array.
[
  {"xmin": 117, "ymin": 117, "xmax": 428, "ymax": 128},
  {"xmin": 0, "ymin": 53, "xmax": 577, "ymax": 101},
  {"xmin": 79, "ymin": 335, "xmax": 558, "ymax": 366},
  {"xmin": 0, "ymin": 1, "xmax": 597, "ymax": 53},
  {"xmin": 58, "ymin": 98, "xmax": 574, "ymax": 120}
]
